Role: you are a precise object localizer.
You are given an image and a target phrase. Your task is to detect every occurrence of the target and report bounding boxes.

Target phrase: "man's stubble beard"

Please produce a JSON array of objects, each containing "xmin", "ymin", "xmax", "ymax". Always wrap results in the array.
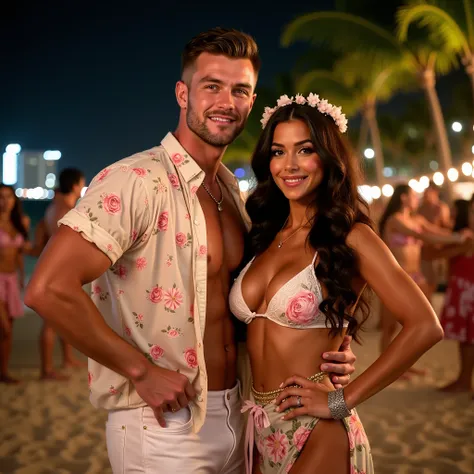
[{"xmin": 186, "ymin": 100, "xmax": 248, "ymax": 147}]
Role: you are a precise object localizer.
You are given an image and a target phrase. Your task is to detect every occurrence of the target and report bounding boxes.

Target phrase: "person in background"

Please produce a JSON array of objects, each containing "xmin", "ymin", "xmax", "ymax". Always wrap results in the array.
[
  {"xmin": 419, "ymin": 181, "xmax": 452, "ymax": 301},
  {"xmin": 0, "ymin": 184, "xmax": 30, "ymax": 383}
]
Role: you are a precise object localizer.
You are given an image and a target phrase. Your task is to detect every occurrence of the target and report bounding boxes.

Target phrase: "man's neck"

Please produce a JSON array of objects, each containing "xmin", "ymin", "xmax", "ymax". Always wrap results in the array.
[{"xmin": 173, "ymin": 127, "xmax": 226, "ymax": 184}]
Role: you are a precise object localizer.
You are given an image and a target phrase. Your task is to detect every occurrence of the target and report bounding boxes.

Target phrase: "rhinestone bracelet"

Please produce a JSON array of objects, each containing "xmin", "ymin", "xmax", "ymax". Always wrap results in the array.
[{"xmin": 328, "ymin": 388, "xmax": 352, "ymax": 419}]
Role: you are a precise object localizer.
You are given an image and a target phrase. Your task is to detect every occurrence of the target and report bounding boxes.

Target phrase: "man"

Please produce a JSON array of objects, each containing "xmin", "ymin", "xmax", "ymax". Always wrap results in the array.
[
  {"xmin": 25, "ymin": 28, "xmax": 356, "ymax": 473},
  {"xmin": 419, "ymin": 181, "xmax": 452, "ymax": 301},
  {"xmin": 27, "ymin": 168, "xmax": 87, "ymax": 379}
]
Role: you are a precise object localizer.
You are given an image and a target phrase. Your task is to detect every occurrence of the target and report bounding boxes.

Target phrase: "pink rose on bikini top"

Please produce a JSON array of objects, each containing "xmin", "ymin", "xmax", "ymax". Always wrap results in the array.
[{"xmin": 285, "ymin": 290, "xmax": 318, "ymax": 324}]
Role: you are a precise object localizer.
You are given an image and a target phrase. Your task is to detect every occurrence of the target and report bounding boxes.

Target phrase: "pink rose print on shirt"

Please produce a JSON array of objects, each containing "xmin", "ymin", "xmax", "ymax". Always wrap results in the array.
[
  {"xmin": 198, "ymin": 245, "xmax": 207, "ymax": 258},
  {"xmin": 188, "ymin": 304, "xmax": 194, "ymax": 323},
  {"xmin": 98, "ymin": 193, "xmax": 122, "ymax": 215},
  {"xmin": 292, "ymin": 426, "xmax": 311, "ymax": 452},
  {"xmin": 116, "ymin": 289, "xmax": 125, "ymax": 298},
  {"xmin": 166, "ymin": 254, "xmax": 173, "ymax": 267},
  {"xmin": 265, "ymin": 430, "xmax": 288, "ymax": 464},
  {"xmin": 133, "ymin": 312, "xmax": 144, "ymax": 329},
  {"xmin": 97, "ymin": 168, "xmax": 110, "ymax": 182},
  {"xmin": 132, "ymin": 167, "xmax": 149, "ymax": 178},
  {"xmin": 131, "ymin": 229, "xmax": 138, "ymax": 242},
  {"xmin": 164, "ymin": 284, "xmax": 183, "ymax": 313},
  {"xmin": 168, "ymin": 172, "xmax": 180, "ymax": 190},
  {"xmin": 157, "ymin": 211, "xmax": 169, "ymax": 232},
  {"xmin": 171, "ymin": 153, "xmax": 184, "ymax": 166},
  {"xmin": 176, "ymin": 232, "xmax": 192, "ymax": 249},
  {"xmin": 285, "ymin": 290, "xmax": 317, "ymax": 325},
  {"xmin": 120, "ymin": 165, "xmax": 128, "ymax": 172},
  {"xmin": 149, "ymin": 344, "xmax": 164, "ymax": 361},
  {"xmin": 136, "ymin": 257, "xmax": 147, "ymax": 271},
  {"xmin": 88, "ymin": 371, "xmax": 93, "ymax": 388},
  {"xmin": 124, "ymin": 325, "xmax": 132, "ymax": 337},
  {"xmin": 109, "ymin": 385, "xmax": 120, "ymax": 395},
  {"xmin": 184, "ymin": 348, "xmax": 198, "ymax": 368},
  {"xmin": 153, "ymin": 177, "xmax": 167, "ymax": 194},
  {"xmin": 161, "ymin": 325, "xmax": 183, "ymax": 338},
  {"xmin": 92, "ymin": 284, "xmax": 102, "ymax": 295},
  {"xmin": 185, "ymin": 213, "xmax": 190, "ymax": 220},
  {"xmin": 147, "ymin": 285, "xmax": 163, "ymax": 304},
  {"xmin": 111, "ymin": 264, "xmax": 128, "ymax": 280},
  {"xmin": 191, "ymin": 185, "xmax": 199, "ymax": 196},
  {"xmin": 106, "ymin": 244, "xmax": 113, "ymax": 252}
]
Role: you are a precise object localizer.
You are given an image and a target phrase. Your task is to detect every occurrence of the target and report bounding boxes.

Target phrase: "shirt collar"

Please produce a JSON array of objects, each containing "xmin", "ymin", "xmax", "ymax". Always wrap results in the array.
[{"xmin": 161, "ymin": 132, "xmax": 240, "ymax": 193}]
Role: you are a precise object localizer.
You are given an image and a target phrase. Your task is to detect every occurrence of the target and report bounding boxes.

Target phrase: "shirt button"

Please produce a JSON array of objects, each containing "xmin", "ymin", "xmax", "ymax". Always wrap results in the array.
[
  {"xmin": 194, "ymin": 218, "xmax": 199, "ymax": 225},
  {"xmin": 226, "ymin": 394, "xmax": 230, "ymax": 401},
  {"xmin": 198, "ymin": 396, "xmax": 203, "ymax": 402},
  {"xmin": 198, "ymin": 342, "xmax": 202, "ymax": 348}
]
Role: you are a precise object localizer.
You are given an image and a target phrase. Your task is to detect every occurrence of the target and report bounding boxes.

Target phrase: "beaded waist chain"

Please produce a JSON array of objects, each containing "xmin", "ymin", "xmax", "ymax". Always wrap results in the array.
[{"xmin": 251, "ymin": 371, "xmax": 327, "ymax": 405}]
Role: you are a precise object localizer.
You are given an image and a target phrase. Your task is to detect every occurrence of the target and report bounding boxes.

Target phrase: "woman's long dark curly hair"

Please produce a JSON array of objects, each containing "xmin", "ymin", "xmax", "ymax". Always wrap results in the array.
[
  {"xmin": 0, "ymin": 184, "xmax": 29, "ymax": 241},
  {"xmin": 245, "ymin": 103, "xmax": 373, "ymax": 341},
  {"xmin": 378, "ymin": 184, "xmax": 410, "ymax": 239}
]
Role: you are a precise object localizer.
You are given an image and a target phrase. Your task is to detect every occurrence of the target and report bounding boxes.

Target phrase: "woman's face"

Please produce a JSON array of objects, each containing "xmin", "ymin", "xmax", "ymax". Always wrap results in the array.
[
  {"xmin": 402, "ymin": 189, "xmax": 419, "ymax": 212},
  {"xmin": 0, "ymin": 187, "xmax": 16, "ymax": 214},
  {"xmin": 269, "ymin": 119, "xmax": 323, "ymax": 204}
]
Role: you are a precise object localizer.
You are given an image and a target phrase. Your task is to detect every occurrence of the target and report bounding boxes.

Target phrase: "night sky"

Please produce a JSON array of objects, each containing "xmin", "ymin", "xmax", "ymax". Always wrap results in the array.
[{"xmin": 2, "ymin": 0, "xmax": 341, "ymax": 181}]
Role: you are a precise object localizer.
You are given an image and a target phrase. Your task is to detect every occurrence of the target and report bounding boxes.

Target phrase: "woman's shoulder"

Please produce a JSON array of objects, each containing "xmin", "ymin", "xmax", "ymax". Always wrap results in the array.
[{"xmin": 22, "ymin": 215, "xmax": 31, "ymax": 231}]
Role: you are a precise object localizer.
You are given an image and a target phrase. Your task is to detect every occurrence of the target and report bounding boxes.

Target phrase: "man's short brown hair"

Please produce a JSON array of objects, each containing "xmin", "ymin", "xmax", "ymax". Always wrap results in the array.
[{"xmin": 181, "ymin": 27, "xmax": 261, "ymax": 83}]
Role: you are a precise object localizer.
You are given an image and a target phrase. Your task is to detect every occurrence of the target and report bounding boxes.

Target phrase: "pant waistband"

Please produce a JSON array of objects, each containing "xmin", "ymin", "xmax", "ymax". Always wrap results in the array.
[{"xmin": 207, "ymin": 381, "xmax": 241, "ymax": 410}]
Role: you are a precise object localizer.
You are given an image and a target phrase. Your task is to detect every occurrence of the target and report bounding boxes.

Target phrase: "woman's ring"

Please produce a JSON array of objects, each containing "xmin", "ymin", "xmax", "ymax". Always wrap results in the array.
[{"xmin": 296, "ymin": 396, "xmax": 302, "ymax": 407}]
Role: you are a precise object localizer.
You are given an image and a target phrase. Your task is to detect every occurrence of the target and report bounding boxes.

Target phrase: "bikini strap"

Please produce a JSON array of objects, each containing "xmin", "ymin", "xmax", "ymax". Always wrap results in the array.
[{"xmin": 311, "ymin": 250, "xmax": 319, "ymax": 266}]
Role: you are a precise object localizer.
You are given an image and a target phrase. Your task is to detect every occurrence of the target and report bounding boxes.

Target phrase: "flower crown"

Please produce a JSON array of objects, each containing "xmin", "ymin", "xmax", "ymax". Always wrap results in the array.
[{"xmin": 260, "ymin": 93, "xmax": 348, "ymax": 133}]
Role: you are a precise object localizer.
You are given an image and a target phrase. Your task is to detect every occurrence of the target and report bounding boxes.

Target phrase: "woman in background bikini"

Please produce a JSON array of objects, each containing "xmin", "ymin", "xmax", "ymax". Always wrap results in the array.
[
  {"xmin": 378, "ymin": 184, "xmax": 466, "ymax": 376},
  {"xmin": 0, "ymin": 184, "xmax": 30, "ymax": 383}
]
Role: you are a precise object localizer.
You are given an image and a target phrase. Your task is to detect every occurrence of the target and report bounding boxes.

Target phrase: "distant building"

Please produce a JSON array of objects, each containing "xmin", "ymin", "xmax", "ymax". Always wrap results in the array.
[{"xmin": 2, "ymin": 144, "xmax": 60, "ymax": 199}]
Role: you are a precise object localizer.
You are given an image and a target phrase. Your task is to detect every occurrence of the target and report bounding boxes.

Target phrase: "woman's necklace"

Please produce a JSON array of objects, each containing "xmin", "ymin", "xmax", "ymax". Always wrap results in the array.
[{"xmin": 277, "ymin": 216, "xmax": 311, "ymax": 248}]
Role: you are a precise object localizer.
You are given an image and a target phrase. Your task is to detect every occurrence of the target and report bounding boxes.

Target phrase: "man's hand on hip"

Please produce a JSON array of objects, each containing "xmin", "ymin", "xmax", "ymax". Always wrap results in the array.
[{"xmin": 320, "ymin": 335, "xmax": 356, "ymax": 389}]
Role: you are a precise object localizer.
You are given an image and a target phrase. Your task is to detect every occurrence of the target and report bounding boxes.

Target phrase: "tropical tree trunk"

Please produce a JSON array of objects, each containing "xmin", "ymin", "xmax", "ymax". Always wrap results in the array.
[
  {"xmin": 419, "ymin": 69, "xmax": 454, "ymax": 202},
  {"xmin": 357, "ymin": 115, "xmax": 369, "ymax": 158},
  {"xmin": 363, "ymin": 99, "xmax": 384, "ymax": 187}
]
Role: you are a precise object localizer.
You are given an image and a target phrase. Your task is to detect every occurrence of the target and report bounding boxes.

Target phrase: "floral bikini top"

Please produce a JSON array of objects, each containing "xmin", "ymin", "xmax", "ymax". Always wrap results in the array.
[{"xmin": 229, "ymin": 251, "xmax": 349, "ymax": 329}]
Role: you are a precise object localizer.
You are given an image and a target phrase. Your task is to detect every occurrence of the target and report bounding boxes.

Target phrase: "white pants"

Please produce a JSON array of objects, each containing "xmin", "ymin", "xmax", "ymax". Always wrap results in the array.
[{"xmin": 106, "ymin": 383, "xmax": 244, "ymax": 473}]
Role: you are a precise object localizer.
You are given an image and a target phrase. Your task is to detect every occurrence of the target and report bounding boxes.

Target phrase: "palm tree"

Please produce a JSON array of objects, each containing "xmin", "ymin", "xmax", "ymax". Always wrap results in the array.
[
  {"xmin": 396, "ymin": 0, "xmax": 474, "ymax": 109},
  {"xmin": 282, "ymin": 11, "xmax": 459, "ymax": 200},
  {"xmin": 296, "ymin": 56, "xmax": 416, "ymax": 185}
]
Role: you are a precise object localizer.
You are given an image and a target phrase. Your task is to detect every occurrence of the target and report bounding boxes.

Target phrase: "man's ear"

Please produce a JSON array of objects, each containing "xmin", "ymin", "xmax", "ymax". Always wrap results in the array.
[{"xmin": 176, "ymin": 81, "xmax": 188, "ymax": 110}]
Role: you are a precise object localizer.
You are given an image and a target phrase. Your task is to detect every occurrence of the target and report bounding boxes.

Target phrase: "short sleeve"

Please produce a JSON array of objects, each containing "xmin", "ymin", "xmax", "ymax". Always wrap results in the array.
[{"xmin": 58, "ymin": 165, "xmax": 155, "ymax": 264}]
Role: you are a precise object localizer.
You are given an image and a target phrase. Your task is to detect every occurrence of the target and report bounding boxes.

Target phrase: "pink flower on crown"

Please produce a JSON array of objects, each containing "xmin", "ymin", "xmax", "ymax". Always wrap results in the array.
[
  {"xmin": 307, "ymin": 93, "xmax": 320, "ymax": 107},
  {"xmin": 277, "ymin": 95, "xmax": 293, "ymax": 107},
  {"xmin": 317, "ymin": 99, "xmax": 331, "ymax": 113},
  {"xmin": 295, "ymin": 93, "xmax": 306, "ymax": 105}
]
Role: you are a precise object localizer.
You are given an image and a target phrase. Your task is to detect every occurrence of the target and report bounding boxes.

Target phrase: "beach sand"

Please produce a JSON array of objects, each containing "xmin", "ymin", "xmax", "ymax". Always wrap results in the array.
[{"xmin": 1, "ymin": 296, "xmax": 473, "ymax": 474}]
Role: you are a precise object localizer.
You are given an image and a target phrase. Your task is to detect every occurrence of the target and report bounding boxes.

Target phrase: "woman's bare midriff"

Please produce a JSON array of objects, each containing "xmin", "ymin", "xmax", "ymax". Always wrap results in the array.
[
  {"xmin": 0, "ymin": 248, "xmax": 20, "ymax": 274},
  {"xmin": 248, "ymin": 319, "xmax": 346, "ymax": 392},
  {"xmin": 389, "ymin": 244, "xmax": 421, "ymax": 275}
]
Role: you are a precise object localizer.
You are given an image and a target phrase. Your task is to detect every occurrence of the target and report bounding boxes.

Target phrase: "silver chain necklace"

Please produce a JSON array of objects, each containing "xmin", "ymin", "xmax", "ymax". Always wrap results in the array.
[
  {"xmin": 201, "ymin": 176, "xmax": 224, "ymax": 212},
  {"xmin": 277, "ymin": 216, "xmax": 311, "ymax": 248}
]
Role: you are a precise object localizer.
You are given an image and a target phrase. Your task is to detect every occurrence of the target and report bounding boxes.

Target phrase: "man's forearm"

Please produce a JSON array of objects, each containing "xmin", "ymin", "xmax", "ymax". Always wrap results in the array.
[{"xmin": 27, "ymin": 284, "xmax": 150, "ymax": 382}]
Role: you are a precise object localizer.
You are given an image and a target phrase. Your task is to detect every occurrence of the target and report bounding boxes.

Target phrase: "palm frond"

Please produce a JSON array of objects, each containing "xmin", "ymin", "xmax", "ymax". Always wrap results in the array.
[
  {"xmin": 282, "ymin": 12, "xmax": 403, "ymax": 62},
  {"xmin": 396, "ymin": 3, "xmax": 470, "ymax": 57},
  {"xmin": 295, "ymin": 70, "xmax": 361, "ymax": 116}
]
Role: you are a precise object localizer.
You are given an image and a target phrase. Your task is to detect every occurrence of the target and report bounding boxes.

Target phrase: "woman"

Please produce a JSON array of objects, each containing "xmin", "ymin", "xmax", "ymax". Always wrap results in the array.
[
  {"xmin": 229, "ymin": 94, "xmax": 444, "ymax": 473},
  {"xmin": 378, "ymin": 185, "xmax": 465, "ymax": 366},
  {"xmin": 0, "ymin": 184, "xmax": 29, "ymax": 384},
  {"xmin": 424, "ymin": 197, "xmax": 474, "ymax": 394}
]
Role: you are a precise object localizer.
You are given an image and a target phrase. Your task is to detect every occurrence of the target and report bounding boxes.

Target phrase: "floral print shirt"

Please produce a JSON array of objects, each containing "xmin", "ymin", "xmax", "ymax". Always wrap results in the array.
[{"xmin": 58, "ymin": 132, "xmax": 250, "ymax": 432}]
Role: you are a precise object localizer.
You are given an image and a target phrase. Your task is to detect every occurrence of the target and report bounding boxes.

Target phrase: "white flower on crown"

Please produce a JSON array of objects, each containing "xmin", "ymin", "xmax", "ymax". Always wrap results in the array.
[{"xmin": 260, "ymin": 92, "xmax": 348, "ymax": 133}]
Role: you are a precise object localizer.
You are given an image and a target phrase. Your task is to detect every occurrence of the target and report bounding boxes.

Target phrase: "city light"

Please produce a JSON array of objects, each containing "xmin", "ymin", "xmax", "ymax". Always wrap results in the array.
[
  {"xmin": 15, "ymin": 188, "xmax": 22, "ymax": 198},
  {"xmin": 358, "ymin": 185, "xmax": 373, "ymax": 204},
  {"xmin": 433, "ymin": 172, "xmax": 444, "ymax": 186},
  {"xmin": 2, "ymin": 152, "xmax": 18, "ymax": 185},
  {"xmin": 238, "ymin": 180, "xmax": 249, "ymax": 192},
  {"xmin": 364, "ymin": 148, "xmax": 375, "ymax": 159},
  {"xmin": 451, "ymin": 121, "xmax": 462, "ymax": 132},
  {"xmin": 43, "ymin": 150, "xmax": 62, "ymax": 160},
  {"xmin": 45, "ymin": 172, "xmax": 56, "ymax": 188},
  {"xmin": 461, "ymin": 162, "xmax": 473, "ymax": 176},
  {"xmin": 429, "ymin": 160, "xmax": 438, "ymax": 171},
  {"xmin": 370, "ymin": 186, "xmax": 381, "ymax": 199},
  {"xmin": 383, "ymin": 167, "xmax": 393, "ymax": 177},
  {"xmin": 382, "ymin": 184, "xmax": 394, "ymax": 197},
  {"xmin": 447, "ymin": 168, "xmax": 459, "ymax": 182},
  {"xmin": 419, "ymin": 176, "xmax": 429, "ymax": 189},
  {"xmin": 408, "ymin": 179, "xmax": 418, "ymax": 190},
  {"xmin": 5, "ymin": 144, "xmax": 21, "ymax": 154},
  {"xmin": 234, "ymin": 168, "xmax": 245, "ymax": 179}
]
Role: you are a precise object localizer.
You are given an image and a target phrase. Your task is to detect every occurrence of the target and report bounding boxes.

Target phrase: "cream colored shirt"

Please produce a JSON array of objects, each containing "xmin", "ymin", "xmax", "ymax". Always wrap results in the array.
[{"xmin": 59, "ymin": 132, "xmax": 250, "ymax": 432}]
